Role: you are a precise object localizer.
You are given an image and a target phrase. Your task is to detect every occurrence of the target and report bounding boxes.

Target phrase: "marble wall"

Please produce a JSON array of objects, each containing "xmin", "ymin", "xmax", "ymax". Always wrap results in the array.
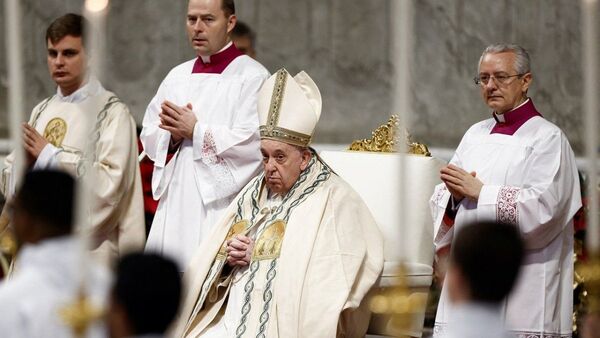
[{"xmin": 0, "ymin": 0, "xmax": 593, "ymax": 153}]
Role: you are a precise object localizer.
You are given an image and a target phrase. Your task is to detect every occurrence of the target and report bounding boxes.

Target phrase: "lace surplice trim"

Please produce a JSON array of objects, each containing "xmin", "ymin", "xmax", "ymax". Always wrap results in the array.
[
  {"xmin": 434, "ymin": 323, "xmax": 571, "ymax": 338},
  {"xmin": 433, "ymin": 186, "xmax": 452, "ymax": 245},
  {"xmin": 510, "ymin": 331, "xmax": 572, "ymax": 338},
  {"xmin": 433, "ymin": 322, "xmax": 447, "ymax": 337},
  {"xmin": 201, "ymin": 128, "xmax": 236, "ymax": 199},
  {"xmin": 497, "ymin": 186, "xmax": 520, "ymax": 225}
]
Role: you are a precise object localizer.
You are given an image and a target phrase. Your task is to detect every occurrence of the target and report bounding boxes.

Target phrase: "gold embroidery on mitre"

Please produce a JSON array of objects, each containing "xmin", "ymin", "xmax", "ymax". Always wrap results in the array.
[
  {"xmin": 259, "ymin": 69, "xmax": 312, "ymax": 147},
  {"xmin": 253, "ymin": 220, "xmax": 286, "ymax": 260},
  {"xmin": 43, "ymin": 118, "xmax": 68, "ymax": 147},
  {"xmin": 217, "ymin": 220, "xmax": 249, "ymax": 260}
]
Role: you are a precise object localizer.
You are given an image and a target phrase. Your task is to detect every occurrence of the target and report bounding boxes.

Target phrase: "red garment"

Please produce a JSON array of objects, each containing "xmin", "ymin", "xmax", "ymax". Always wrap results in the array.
[
  {"xmin": 137, "ymin": 138, "xmax": 159, "ymax": 213},
  {"xmin": 191, "ymin": 43, "xmax": 243, "ymax": 74},
  {"xmin": 490, "ymin": 99, "xmax": 542, "ymax": 135}
]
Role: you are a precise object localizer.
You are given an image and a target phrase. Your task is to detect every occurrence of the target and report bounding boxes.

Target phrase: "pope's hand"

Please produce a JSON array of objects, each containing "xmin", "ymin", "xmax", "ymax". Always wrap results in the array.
[
  {"xmin": 440, "ymin": 164, "xmax": 483, "ymax": 202},
  {"xmin": 159, "ymin": 100, "xmax": 197, "ymax": 142},
  {"xmin": 22, "ymin": 123, "xmax": 49, "ymax": 165},
  {"xmin": 226, "ymin": 234, "xmax": 254, "ymax": 267}
]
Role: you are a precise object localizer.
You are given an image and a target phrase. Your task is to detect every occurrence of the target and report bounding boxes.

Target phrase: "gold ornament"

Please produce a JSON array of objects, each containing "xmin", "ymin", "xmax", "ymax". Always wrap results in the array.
[{"xmin": 348, "ymin": 115, "xmax": 431, "ymax": 156}]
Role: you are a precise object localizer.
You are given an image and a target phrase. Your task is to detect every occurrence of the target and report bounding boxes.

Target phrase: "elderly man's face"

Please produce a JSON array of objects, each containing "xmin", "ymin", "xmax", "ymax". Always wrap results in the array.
[
  {"xmin": 478, "ymin": 52, "xmax": 531, "ymax": 114},
  {"xmin": 260, "ymin": 140, "xmax": 312, "ymax": 195},
  {"xmin": 186, "ymin": 0, "xmax": 236, "ymax": 57},
  {"xmin": 47, "ymin": 35, "xmax": 87, "ymax": 97}
]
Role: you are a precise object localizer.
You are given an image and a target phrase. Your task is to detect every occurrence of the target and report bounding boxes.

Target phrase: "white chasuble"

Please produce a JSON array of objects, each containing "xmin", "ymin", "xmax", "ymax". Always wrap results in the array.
[
  {"xmin": 173, "ymin": 156, "xmax": 384, "ymax": 338},
  {"xmin": 141, "ymin": 56, "xmax": 269, "ymax": 270},
  {"xmin": 431, "ymin": 105, "xmax": 581, "ymax": 338},
  {"xmin": 2, "ymin": 80, "xmax": 146, "ymax": 262}
]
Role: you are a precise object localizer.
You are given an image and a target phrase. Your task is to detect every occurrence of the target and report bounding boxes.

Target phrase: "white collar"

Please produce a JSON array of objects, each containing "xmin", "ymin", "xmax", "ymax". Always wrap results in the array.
[
  {"xmin": 494, "ymin": 98, "xmax": 530, "ymax": 122},
  {"xmin": 56, "ymin": 76, "xmax": 103, "ymax": 103},
  {"xmin": 17, "ymin": 236, "xmax": 80, "ymax": 271},
  {"xmin": 200, "ymin": 41, "xmax": 233, "ymax": 63}
]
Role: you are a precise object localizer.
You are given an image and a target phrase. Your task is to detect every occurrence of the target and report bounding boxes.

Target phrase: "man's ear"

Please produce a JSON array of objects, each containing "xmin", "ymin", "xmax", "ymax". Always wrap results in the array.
[
  {"xmin": 227, "ymin": 14, "xmax": 237, "ymax": 34},
  {"xmin": 521, "ymin": 72, "xmax": 532, "ymax": 94},
  {"xmin": 299, "ymin": 149, "xmax": 312, "ymax": 171}
]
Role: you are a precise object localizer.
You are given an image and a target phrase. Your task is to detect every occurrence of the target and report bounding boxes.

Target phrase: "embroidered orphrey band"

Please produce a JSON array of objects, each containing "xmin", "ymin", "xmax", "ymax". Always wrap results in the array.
[{"xmin": 259, "ymin": 69, "xmax": 312, "ymax": 147}]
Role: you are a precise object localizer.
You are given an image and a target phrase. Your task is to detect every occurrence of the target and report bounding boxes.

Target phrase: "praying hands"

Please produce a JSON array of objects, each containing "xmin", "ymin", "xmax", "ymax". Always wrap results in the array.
[
  {"xmin": 225, "ymin": 234, "xmax": 254, "ymax": 267},
  {"xmin": 159, "ymin": 100, "xmax": 198, "ymax": 144},
  {"xmin": 440, "ymin": 164, "xmax": 483, "ymax": 202},
  {"xmin": 22, "ymin": 123, "xmax": 49, "ymax": 166}
]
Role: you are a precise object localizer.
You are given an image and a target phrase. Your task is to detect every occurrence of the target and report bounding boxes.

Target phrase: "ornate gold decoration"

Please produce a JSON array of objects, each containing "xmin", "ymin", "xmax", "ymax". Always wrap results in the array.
[
  {"xmin": 253, "ymin": 220, "xmax": 286, "ymax": 260},
  {"xmin": 369, "ymin": 263, "xmax": 428, "ymax": 336},
  {"xmin": 43, "ymin": 118, "xmax": 68, "ymax": 147},
  {"xmin": 259, "ymin": 69, "xmax": 313, "ymax": 147},
  {"xmin": 0, "ymin": 208, "xmax": 16, "ymax": 278},
  {"xmin": 59, "ymin": 289, "xmax": 104, "ymax": 338},
  {"xmin": 217, "ymin": 220, "xmax": 249, "ymax": 259},
  {"xmin": 578, "ymin": 254, "xmax": 600, "ymax": 314},
  {"xmin": 348, "ymin": 115, "xmax": 431, "ymax": 156}
]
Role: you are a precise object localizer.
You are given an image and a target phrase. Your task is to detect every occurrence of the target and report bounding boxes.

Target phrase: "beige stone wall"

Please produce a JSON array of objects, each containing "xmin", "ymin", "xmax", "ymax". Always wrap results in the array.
[{"xmin": 0, "ymin": 0, "xmax": 592, "ymax": 153}]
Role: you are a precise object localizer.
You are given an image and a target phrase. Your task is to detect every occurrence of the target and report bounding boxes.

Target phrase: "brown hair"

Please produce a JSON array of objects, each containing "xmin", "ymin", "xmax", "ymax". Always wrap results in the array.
[
  {"xmin": 46, "ymin": 13, "xmax": 86, "ymax": 46},
  {"xmin": 222, "ymin": 0, "xmax": 235, "ymax": 17}
]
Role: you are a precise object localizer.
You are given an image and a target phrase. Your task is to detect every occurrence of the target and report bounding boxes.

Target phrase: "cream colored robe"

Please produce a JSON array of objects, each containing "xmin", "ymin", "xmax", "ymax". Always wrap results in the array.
[
  {"xmin": 174, "ymin": 159, "xmax": 384, "ymax": 338},
  {"xmin": 1, "ymin": 81, "xmax": 145, "ymax": 262}
]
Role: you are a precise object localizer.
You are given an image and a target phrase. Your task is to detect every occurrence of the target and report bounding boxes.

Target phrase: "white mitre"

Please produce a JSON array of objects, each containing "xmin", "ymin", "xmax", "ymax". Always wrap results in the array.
[{"xmin": 258, "ymin": 68, "xmax": 322, "ymax": 147}]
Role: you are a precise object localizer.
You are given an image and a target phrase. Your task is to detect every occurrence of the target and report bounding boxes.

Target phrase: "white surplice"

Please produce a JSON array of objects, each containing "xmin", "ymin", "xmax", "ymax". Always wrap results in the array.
[
  {"xmin": 1, "ymin": 78, "xmax": 146, "ymax": 262},
  {"xmin": 431, "ymin": 107, "xmax": 581, "ymax": 337},
  {"xmin": 0, "ymin": 236, "xmax": 111, "ymax": 338},
  {"xmin": 442, "ymin": 302, "xmax": 513, "ymax": 338},
  {"xmin": 141, "ymin": 56, "xmax": 269, "ymax": 270}
]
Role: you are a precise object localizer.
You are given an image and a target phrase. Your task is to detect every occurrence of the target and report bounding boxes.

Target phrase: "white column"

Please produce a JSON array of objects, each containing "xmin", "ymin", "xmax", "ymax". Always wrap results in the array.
[
  {"xmin": 4, "ymin": 0, "xmax": 25, "ymax": 190},
  {"xmin": 582, "ymin": 0, "xmax": 599, "ymax": 254},
  {"xmin": 392, "ymin": 0, "xmax": 414, "ymax": 259}
]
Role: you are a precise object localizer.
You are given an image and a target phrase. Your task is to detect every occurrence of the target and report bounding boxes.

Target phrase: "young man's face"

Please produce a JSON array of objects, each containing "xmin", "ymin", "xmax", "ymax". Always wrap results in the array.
[
  {"xmin": 47, "ymin": 35, "xmax": 87, "ymax": 96},
  {"xmin": 186, "ymin": 0, "xmax": 236, "ymax": 57}
]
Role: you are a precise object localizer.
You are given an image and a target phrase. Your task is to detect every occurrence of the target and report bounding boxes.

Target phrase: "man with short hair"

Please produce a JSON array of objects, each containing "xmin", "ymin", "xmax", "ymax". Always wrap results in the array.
[
  {"xmin": 108, "ymin": 253, "xmax": 182, "ymax": 338},
  {"xmin": 1, "ymin": 13, "xmax": 145, "ymax": 263},
  {"xmin": 232, "ymin": 21, "xmax": 256, "ymax": 59},
  {"xmin": 443, "ymin": 222, "xmax": 524, "ymax": 338},
  {"xmin": 0, "ymin": 170, "xmax": 110, "ymax": 338},
  {"xmin": 172, "ymin": 69, "xmax": 384, "ymax": 338},
  {"xmin": 141, "ymin": 0, "xmax": 269, "ymax": 271},
  {"xmin": 430, "ymin": 44, "xmax": 581, "ymax": 337}
]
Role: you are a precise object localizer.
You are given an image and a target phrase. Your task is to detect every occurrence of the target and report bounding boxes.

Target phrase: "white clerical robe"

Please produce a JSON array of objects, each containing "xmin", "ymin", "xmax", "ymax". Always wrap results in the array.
[
  {"xmin": 1, "ymin": 78, "xmax": 146, "ymax": 262},
  {"xmin": 443, "ymin": 302, "xmax": 513, "ymax": 338},
  {"xmin": 141, "ymin": 56, "xmax": 269, "ymax": 270},
  {"xmin": 0, "ymin": 236, "xmax": 111, "ymax": 338},
  {"xmin": 431, "ymin": 110, "xmax": 581, "ymax": 337},
  {"xmin": 173, "ymin": 157, "xmax": 384, "ymax": 338}
]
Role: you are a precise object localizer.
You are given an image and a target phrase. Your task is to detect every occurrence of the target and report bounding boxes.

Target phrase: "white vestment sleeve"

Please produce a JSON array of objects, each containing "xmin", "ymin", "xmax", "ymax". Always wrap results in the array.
[
  {"xmin": 54, "ymin": 103, "xmax": 139, "ymax": 239},
  {"xmin": 476, "ymin": 130, "xmax": 581, "ymax": 249},
  {"xmin": 430, "ymin": 149, "xmax": 462, "ymax": 251},
  {"xmin": 190, "ymin": 75, "xmax": 265, "ymax": 204},
  {"xmin": 33, "ymin": 143, "xmax": 61, "ymax": 170}
]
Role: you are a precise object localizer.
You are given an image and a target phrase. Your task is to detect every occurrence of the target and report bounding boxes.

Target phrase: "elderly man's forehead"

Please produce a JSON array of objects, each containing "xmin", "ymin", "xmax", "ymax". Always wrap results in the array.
[{"xmin": 260, "ymin": 139, "xmax": 301, "ymax": 153}]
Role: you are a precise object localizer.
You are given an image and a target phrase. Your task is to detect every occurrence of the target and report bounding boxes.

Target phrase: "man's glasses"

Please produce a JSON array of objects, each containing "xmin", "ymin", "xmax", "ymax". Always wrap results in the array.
[{"xmin": 473, "ymin": 73, "xmax": 524, "ymax": 86}]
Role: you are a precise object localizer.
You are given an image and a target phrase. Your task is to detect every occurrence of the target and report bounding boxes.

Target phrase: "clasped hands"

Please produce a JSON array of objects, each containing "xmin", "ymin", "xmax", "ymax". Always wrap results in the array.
[
  {"xmin": 440, "ymin": 164, "xmax": 483, "ymax": 202},
  {"xmin": 22, "ymin": 123, "xmax": 48, "ymax": 166},
  {"xmin": 225, "ymin": 234, "xmax": 254, "ymax": 267},
  {"xmin": 159, "ymin": 100, "xmax": 198, "ymax": 144}
]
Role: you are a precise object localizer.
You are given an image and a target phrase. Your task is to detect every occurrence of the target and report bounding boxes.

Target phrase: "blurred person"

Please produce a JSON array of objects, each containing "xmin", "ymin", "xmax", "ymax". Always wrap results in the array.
[
  {"xmin": 232, "ymin": 20, "xmax": 256, "ymax": 58},
  {"xmin": 442, "ymin": 222, "xmax": 524, "ymax": 338},
  {"xmin": 108, "ymin": 252, "xmax": 181, "ymax": 338},
  {"xmin": 0, "ymin": 170, "xmax": 110, "ymax": 338}
]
